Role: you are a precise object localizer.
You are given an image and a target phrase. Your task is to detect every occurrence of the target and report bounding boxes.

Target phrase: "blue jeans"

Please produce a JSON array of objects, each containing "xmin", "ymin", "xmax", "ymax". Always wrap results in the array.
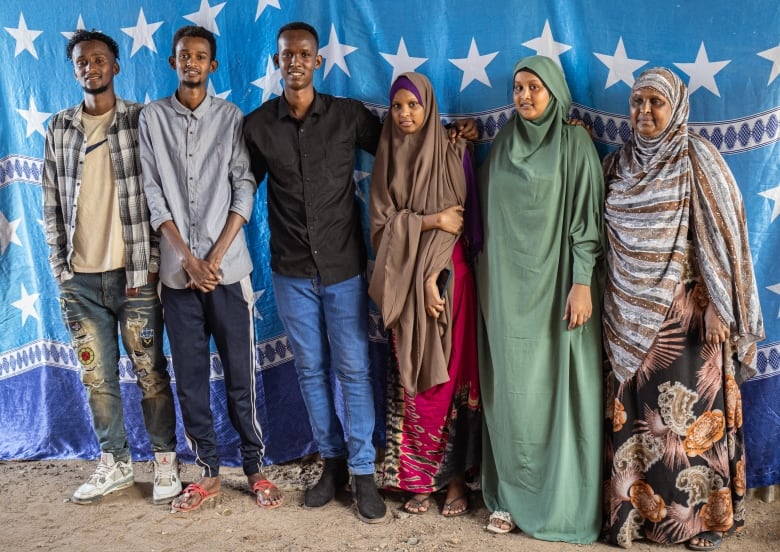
[
  {"xmin": 59, "ymin": 270, "xmax": 177, "ymax": 461},
  {"xmin": 273, "ymin": 272, "xmax": 376, "ymax": 475}
]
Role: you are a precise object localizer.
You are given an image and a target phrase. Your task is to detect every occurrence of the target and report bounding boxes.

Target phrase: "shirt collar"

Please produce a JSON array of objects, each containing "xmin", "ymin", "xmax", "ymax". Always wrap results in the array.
[
  {"xmin": 276, "ymin": 89, "xmax": 324, "ymax": 121},
  {"xmin": 70, "ymin": 96, "xmax": 126, "ymax": 126},
  {"xmin": 170, "ymin": 92, "xmax": 212, "ymax": 119}
]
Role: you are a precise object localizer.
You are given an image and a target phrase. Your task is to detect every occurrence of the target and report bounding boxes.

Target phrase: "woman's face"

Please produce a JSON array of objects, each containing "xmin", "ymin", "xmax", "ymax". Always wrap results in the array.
[
  {"xmin": 630, "ymin": 87, "xmax": 672, "ymax": 138},
  {"xmin": 390, "ymin": 88, "xmax": 425, "ymax": 134},
  {"xmin": 513, "ymin": 70, "xmax": 550, "ymax": 121}
]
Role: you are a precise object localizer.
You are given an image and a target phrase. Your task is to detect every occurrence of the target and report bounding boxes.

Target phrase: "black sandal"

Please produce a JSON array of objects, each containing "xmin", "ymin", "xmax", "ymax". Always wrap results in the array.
[{"xmin": 686, "ymin": 531, "xmax": 723, "ymax": 551}]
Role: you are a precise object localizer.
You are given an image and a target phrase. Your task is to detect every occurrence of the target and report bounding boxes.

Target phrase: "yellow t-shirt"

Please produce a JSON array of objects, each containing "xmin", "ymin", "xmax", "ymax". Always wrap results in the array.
[{"xmin": 71, "ymin": 108, "xmax": 126, "ymax": 273}]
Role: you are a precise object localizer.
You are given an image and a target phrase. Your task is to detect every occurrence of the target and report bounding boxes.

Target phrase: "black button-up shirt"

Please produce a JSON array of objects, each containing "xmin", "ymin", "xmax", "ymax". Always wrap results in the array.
[{"xmin": 244, "ymin": 92, "xmax": 381, "ymax": 285}]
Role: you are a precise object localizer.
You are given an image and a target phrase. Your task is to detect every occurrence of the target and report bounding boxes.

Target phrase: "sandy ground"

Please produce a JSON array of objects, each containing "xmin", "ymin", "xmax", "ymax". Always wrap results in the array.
[{"xmin": 1, "ymin": 457, "xmax": 778, "ymax": 552}]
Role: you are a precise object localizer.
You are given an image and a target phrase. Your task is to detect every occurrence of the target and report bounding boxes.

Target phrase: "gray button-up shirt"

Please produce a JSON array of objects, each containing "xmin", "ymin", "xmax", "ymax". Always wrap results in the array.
[{"xmin": 139, "ymin": 94, "xmax": 256, "ymax": 288}]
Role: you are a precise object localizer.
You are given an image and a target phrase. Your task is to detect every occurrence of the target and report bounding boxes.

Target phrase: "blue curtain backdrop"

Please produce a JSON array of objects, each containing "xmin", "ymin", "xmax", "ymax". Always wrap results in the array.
[{"xmin": 1, "ymin": 1, "xmax": 778, "ymax": 487}]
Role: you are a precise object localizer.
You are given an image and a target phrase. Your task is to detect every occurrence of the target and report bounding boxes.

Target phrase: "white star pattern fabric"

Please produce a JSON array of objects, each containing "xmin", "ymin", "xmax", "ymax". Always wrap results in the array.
[
  {"xmin": 759, "ymin": 183, "xmax": 780, "ymax": 223},
  {"xmin": 255, "ymin": 0, "xmax": 281, "ymax": 21},
  {"xmin": 0, "ymin": 211, "xmax": 22, "ymax": 255},
  {"xmin": 380, "ymin": 38, "xmax": 428, "ymax": 83},
  {"xmin": 768, "ymin": 284, "xmax": 780, "ymax": 317},
  {"xmin": 674, "ymin": 42, "xmax": 731, "ymax": 96},
  {"xmin": 521, "ymin": 20, "xmax": 571, "ymax": 68},
  {"xmin": 0, "ymin": 0, "xmax": 778, "ymax": 483},
  {"xmin": 252, "ymin": 288, "xmax": 266, "ymax": 320},
  {"xmin": 60, "ymin": 15, "xmax": 86, "ymax": 40},
  {"xmin": 319, "ymin": 24, "xmax": 357, "ymax": 79},
  {"xmin": 120, "ymin": 8, "xmax": 164, "ymax": 57},
  {"xmin": 183, "ymin": 0, "xmax": 226, "ymax": 36},
  {"xmin": 594, "ymin": 37, "xmax": 648, "ymax": 88},
  {"xmin": 4, "ymin": 13, "xmax": 42, "ymax": 59},
  {"xmin": 449, "ymin": 38, "xmax": 499, "ymax": 92},
  {"xmin": 251, "ymin": 55, "xmax": 283, "ymax": 102},
  {"xmin": 16, "ymin": 96, "xmax": 51, "ymax": 138},
  {"xmin": 207, "ymin": 79, "xmax": 231, "ymax": 99},
  {"xmin": 11, "ymin": 284, "xmax": 40, "ymax": 326},
  {"xmin": 758, "ymin": 43, "xmax": 780, "ymax": 85}
]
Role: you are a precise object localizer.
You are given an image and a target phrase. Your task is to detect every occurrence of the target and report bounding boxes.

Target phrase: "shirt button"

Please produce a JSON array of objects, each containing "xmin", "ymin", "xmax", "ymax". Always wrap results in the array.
[
  {"xmin": 313, "ymin": 250, "xmax": 318, "ymax": 254},
  {"xmin": 303, "ymin": 153, "xmax": 308, "ymax": 158}
]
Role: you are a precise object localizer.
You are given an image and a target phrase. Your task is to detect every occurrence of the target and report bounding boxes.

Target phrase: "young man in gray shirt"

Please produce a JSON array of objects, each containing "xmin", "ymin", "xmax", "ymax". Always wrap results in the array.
[{"xmin": 139, "ymin": 25, "xmax": 282, "ymax": 512}]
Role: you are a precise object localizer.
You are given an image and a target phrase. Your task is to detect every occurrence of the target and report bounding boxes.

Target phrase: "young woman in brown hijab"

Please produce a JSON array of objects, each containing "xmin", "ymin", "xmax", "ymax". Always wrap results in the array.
[{"xmin": 369, "ymin": 72, "xmax": 482, "ymax": 517}]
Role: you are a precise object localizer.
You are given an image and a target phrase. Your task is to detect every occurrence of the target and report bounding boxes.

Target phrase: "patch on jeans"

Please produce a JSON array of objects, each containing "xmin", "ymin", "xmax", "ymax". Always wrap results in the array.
[
  {"xmin": 69, "ymin": 321, "xmax": 82, "ymax": 332},
  {"xmin": 78, "ymin": 347, "xmax": 95, "ymax": 365},
  {"xmin": 140, "ymin": 328, "xmax": 154, "ymax": 348}
]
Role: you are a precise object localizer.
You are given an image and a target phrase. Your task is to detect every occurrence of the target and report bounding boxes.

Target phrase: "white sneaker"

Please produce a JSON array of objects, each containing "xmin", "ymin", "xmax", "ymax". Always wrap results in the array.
[
  {"xmin": 72, "ymin": 452, "xmax": 134, "ymax": 504},
  {"xmin": 153, "ymin": 451, "xmax": 182, "ymax": 504}
]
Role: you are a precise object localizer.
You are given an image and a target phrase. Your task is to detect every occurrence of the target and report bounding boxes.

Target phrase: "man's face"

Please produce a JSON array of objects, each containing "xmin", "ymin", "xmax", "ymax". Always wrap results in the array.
[
  {"xmin": 170, "ymin": 36, "xmax": 216, "ymax": 89},
  {"xmin": 274, "ymin": 29, "xmax": 322, "ymax": 92},
  {"xmin": 72, "ymin": 40, "xmax": 118, "ymax": 96}
]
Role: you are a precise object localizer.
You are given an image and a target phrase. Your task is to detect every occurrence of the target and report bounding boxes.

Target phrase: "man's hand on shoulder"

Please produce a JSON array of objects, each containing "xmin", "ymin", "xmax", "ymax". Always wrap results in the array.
[{"xmin": 447, "ymin": 118, "xmax": 479, "ymax": 143}]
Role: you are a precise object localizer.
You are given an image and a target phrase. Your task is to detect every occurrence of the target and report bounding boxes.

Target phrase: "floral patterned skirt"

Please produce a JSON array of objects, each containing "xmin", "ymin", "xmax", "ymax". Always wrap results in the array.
[{"xmin": 604, "ymin": 279, "xmax": 746, "ymax": 547}]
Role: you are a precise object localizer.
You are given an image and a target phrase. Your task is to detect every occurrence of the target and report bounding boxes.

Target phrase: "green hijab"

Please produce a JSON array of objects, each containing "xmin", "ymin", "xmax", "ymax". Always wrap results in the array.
[{"xmin": 507, "ymin": 55, "xmax": 572, "ymax": 164}]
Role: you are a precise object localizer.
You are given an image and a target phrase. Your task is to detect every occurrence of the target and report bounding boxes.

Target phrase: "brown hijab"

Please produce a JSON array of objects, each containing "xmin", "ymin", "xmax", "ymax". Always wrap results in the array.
[{"xmin": 368, "ymin": 72, "xmax": 468, "ymax": 394}]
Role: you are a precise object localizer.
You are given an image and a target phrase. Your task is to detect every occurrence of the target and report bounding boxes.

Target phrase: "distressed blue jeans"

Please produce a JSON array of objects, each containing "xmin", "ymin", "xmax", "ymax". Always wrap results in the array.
[
  {"xmin": 272, "ymin": 272, "xmax": 376, "ymax": 475},
  {"xmin": 59, "ymin": 270, "xmax": 177, "ymax": 461}
]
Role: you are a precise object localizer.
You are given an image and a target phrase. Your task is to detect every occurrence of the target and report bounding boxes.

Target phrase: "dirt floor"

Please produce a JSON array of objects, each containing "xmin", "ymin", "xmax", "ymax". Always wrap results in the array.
[{"xmin": 0, "ymin": 457, "xmax": 778, "ymax": 552}]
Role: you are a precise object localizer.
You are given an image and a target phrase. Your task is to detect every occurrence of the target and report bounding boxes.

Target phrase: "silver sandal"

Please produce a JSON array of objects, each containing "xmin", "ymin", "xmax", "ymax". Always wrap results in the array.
[{"xmin": 486, "ymin": 509, "xmax": 516, "ymax": 534}]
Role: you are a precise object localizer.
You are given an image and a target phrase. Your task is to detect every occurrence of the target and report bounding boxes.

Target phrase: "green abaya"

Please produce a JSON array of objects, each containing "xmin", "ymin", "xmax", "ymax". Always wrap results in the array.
[{"xmin": 477, "ymin": 56, "xmax": 605, "ymax": 543}]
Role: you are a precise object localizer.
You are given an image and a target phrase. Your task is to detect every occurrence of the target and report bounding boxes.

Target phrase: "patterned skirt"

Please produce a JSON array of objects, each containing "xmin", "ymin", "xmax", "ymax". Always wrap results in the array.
[
  {"xmin": 605, "ymin": 278, "xmax": 747, "ymax": 547},
  {"xmin": 381, "ymin": 243, "xmax": 481, "ymax": 493}
]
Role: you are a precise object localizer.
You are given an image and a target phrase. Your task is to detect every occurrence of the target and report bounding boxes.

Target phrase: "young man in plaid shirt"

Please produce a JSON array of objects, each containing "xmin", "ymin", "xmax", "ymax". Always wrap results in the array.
[{"xmin": 43, "ymin": 30, "xmax": 180, "ymax": 505}]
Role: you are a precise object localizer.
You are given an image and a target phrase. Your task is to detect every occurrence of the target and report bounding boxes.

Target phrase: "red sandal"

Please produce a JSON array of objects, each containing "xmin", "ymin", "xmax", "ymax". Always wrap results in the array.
[
  {"xmin": 171, "ymin": 483, "xmax": 219, "ymax": 512},
  {"xmin": 252, "ymin": 479, "xmax": 283, "ymax": 509}
]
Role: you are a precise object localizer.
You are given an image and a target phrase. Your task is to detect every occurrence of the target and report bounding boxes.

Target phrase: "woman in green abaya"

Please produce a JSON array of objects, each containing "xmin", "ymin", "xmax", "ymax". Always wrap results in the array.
[{"xmin": 477, "ymin": 55, "xmax": 604, "ymax": 543}]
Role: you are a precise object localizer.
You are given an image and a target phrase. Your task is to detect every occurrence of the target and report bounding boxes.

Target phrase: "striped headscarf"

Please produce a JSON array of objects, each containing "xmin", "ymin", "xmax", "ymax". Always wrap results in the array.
[{"xmin": 603, "ymin": 67, "xmax": 764, "ymax": 383}]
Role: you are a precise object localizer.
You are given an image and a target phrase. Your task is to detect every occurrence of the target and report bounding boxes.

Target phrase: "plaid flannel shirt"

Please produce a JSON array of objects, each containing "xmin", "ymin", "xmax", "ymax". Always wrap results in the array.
[{"xmin": 42, "ymin": 97, "xmax": 160, "ymax": 289}]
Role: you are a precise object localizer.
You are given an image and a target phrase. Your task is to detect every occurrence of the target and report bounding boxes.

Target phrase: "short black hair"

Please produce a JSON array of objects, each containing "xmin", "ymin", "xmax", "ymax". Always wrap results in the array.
[
  {"xmin": 276, "ymin": 21, "xmax": 319, "ymax": 49},
  {"xmin": 66, "ymin": 29, "xmax": 120, "ymax": 61},
  {"xmin": 171, "ymin": 25, "xmax": 217, "ymax": 60}
]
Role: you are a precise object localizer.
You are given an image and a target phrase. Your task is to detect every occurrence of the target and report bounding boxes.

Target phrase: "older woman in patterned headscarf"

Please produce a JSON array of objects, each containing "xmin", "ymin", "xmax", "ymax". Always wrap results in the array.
[{"xmin": 603, "ymin": 67, "xmax": 764, "ymax": 551}]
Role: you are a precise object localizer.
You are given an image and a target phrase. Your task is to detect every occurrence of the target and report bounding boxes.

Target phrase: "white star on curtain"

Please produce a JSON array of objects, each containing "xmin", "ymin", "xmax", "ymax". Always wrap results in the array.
[
  {"xmin": 121, "ymin": 8, "xmax": 164, "ymax": 57},
  {"xmin": 594, "ymin": 37, "xmax": 648, "ymax": 88},
  {"xmin": 16, "ymin": 96, "xmax": 52, "ymax": 138},
  {"xmin": 759, "ymin": 183, "xmax": 780, "ymax": 223},
  {"xmin": 61, "ymin": 15, "xmax": 86, "ymax": 40},
  {"xmin": 449, "ymin": 38, "xmax": 498, "ymax": 92},
  {"xmin": 255, "ymin": 0, "xmax": 281, "ymax": 21},
  {"xmin": 758, "ymin": 43, "xmax": 780, "ymax": 85},
  {"xmin": 11, "ymin": 284, "xmax": 41, "ymax": 326},
  {"xmin": 319, "ymin": 24, "xmax": 358, "ymax": 79},
  {"xmin": 183, "ymin": 0, "xmax": 226, "ymax": 35},
  {"xmin": 0, "ymin": 212, "xmax": 22, "ymax": 255},
  {"xmin": 521, "ymin": 20, "xmax": 571, "ymax": 68},
  {"xmin": 674, "ymin": 42, "xmax": 730, "ymax": 96},
  {"xmin": 4, "ymin": 13, "xmax": 43, "ymax": 59},
  {"xmin": 251, "ymin": 55, "xmax": 283, "ymax": 103},
  {"xmin": 380, "ymin": 38, "xmax": 428, "ymax": 83}
]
